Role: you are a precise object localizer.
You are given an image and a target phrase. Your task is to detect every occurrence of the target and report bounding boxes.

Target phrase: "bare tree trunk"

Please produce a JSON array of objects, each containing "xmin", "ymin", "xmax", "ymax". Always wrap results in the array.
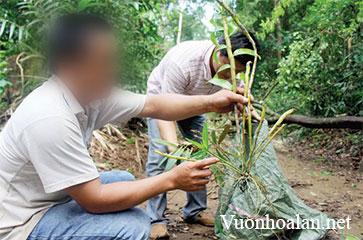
[
  {"xmin": 176, "ymin": 0, "xmax": 186, "ymax": 44},
  {"xmin": 269, "ymin": 115, "xmax": 363, "ymax": 129},
  {"xmin": 254, "ymin": 104, "xmax": 363, "ymax": 129},
  {"xmin": 275, "ymin": 0, "xmax": 282, "ymax": 59}
]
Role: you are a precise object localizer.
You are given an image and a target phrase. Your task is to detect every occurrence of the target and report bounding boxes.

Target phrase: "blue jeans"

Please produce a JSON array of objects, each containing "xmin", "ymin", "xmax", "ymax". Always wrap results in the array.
[
  {"xmin": 146, "ymin": 116, "xmax": 207, "ymax": 225},
  {"xmin": 28, "ymin": 171, "xmax": 150, "ymax": 240}
]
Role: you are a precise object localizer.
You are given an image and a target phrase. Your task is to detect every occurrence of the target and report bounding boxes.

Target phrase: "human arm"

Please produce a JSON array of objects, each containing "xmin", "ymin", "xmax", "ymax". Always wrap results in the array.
[
  {"xmin": 157, "ymin": 120, "xmax": 178, "ymax": 152},
  {"xmin": 138, "ymin": 88, "xmax": 255, "ymax": 120},
  {"xmin": 65, "ymin": 158, "xmax": 218, "ymax": 213}
]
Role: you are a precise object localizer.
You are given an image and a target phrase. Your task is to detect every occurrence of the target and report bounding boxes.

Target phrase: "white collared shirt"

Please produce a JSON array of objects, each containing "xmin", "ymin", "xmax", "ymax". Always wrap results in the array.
[
  {"xmin": 0, "ymin": 76, "xmax": 146, "ymax": 240},
  {"xmin": 147, "ymin": 40, "xmax": 221, "ymax": 95}
]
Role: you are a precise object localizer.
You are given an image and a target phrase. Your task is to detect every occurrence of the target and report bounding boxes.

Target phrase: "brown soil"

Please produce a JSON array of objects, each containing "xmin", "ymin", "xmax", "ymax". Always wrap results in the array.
[{"xmin": 91, "ymin": 125, "xmax": 362, "ymax": 239}]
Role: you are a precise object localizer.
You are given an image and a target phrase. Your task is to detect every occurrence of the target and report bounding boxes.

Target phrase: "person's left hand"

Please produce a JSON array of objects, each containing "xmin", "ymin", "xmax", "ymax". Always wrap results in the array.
[{"xmin": 206, "ymin": 88, "xmax": 261, "ymax": 121}]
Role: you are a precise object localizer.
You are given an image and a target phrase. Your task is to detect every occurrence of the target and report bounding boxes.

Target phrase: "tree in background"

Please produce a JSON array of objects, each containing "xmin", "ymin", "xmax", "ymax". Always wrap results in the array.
[
  {"xmin": 233, "ymin": 0, "xmax": 362, "ymax": 117},
  {"xmin": 1, "ymin": 0, "xmax": 362, "ymax": 121},
  {"xmin": 0, "ymin": 0, "xmax": 176, "ymax": 116}
]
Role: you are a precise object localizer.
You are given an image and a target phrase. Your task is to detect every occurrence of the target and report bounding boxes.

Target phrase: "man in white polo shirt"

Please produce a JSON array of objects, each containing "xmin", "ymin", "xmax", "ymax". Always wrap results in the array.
[
  {"xmin": 0, "ymin": 14, "xmax": 252, "ymax": 240},
  {"xmin": 146, "ymin": 30, "xmax": 260, "ymax": 238}
]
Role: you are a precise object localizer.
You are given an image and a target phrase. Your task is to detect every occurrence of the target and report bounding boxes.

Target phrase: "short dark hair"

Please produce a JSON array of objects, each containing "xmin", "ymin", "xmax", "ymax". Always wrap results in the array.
[
  {"xmin": 47, "ymin": 13, "xmax": 112, "ymax": 73},
  {"xmin": 218, "ymin": 30, "xmax": 260, "ymax": 66}
]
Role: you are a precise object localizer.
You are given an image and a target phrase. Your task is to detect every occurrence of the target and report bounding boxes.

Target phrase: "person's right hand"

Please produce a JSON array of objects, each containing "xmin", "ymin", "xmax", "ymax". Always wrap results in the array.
[{"xmin": 169, "ymin": 158, "xmax": 218, "ymax": 191}]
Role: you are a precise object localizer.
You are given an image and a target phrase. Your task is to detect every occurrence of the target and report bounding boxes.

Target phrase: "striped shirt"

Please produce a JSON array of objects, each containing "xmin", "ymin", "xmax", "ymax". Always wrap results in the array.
[{"xmin": 147, "ymin": 40, "xmax": 221, "ymax": 96}]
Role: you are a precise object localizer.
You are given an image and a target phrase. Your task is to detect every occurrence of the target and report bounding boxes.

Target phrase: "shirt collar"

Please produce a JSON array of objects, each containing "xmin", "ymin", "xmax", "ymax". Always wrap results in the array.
[
  {"xmin": 204, "ymin": 42, "xmax": 216, "ymax": 80},
  {"xmin": 50, "ymin": 75, "xmax": 85, "ymax": 115}
]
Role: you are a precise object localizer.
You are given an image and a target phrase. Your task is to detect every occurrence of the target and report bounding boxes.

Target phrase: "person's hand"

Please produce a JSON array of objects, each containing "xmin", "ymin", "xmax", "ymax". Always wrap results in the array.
[
  {"xmin": 207, "ymin": 88, "xmax": 261, "ymax": 121},
  {"xmin": 169, "ymin": 158, "xmax": 218, "ymax": 191}
]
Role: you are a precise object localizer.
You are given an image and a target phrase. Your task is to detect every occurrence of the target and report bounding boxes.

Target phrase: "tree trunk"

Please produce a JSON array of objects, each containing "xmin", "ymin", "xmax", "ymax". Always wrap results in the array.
[
  {"xmin": 253, "ymin": 104, "xmax": 363, "ymax": 129},
  {"xmin": 275, "ymin": 0, "xmax": 282, "ymax": 59},
  {"xmin": 268, "ymin": 115, "xmax": 363, "ymax": 129}
]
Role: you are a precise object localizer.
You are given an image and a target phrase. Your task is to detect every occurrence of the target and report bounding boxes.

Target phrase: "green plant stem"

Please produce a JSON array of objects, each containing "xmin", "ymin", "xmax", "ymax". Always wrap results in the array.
[
  {"xmin": 248, "ymin": 124, "xmax": 286, "ymax": 172},
  {"xmin": 222, "ymin": 17, "xmax": 237, "ymax": 93},
  {"xmin": 241, "ymin": 62, "xmax": 252, "ymax": 168},
  {"xmin": 222, "ymin": 16, "xmax": 244, "ymax": 164},
  {"xmin": 216, "ymin": 0, "xmax": 258, "ymax": 90},
  {"xmin": 251, "ymin": 108, "xmax": 295, "ymax": 157},
  {"xmin": 205, "ymin": 149, "xmax": 243, "ymax": 174},
  {"xmin": 153, "ymin": 150, "xmax": 198, "ymax": 162},
  {"xmin": 216, "ymin": 145, "xmax": 240, "ymax": 159},
  {"xmin": 248, "ymin": 106, "xmax": 266, "ymax": 164}
]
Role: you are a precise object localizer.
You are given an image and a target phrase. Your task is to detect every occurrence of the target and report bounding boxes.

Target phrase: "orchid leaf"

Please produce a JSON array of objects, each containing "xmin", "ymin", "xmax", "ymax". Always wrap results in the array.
[
  {"xmin": 211, "ymin": 130, "xmax": 217, "ymax": 144},
  {"xmin": 218, "ymin": 123, "xmax": 231, "ymax": 144},
  {"xmin": 185, "ymin": 138, "xmax": 203, "ymax": 149},
  {"xmin": 211, "ymin": 32, "xmax": 218, "ymax": 47},
  {"xmin": 208, "ymin": 78, "xmax": 232, "ymax": 90},
  {"xmin": 152, "ymin": 138, "xmax": 178, "ymax": 149},
  {"xmin": 217, "ymin": 64, "xmax": 231, "ymax": 73},
  {"xmin": 234, "ymin": 48, "xmax": 261, "ymax": 59},
  {"xmin": 213, "ymin": 50, "xmax": 220, "ymax": 64},
  {"xmin": 202, "ymin": 122, "xmax": 209, "ymax": 148}
]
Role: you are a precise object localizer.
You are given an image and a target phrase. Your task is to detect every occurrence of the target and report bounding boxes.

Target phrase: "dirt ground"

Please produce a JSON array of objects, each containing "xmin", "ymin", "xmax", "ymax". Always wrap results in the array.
[{"xmin": 91, "ymin": 125, "xmax": 362, "ymax": 239}]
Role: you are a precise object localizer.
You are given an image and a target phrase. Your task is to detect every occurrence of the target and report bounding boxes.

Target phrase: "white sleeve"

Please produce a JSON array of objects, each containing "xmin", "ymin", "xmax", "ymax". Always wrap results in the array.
[
  {"xmin": 21, "ymin": 116, "xmax": 99, "ymax": 193},
  {"xmin": 95, "ymin": 89, "xmax": 146, "ymax": 129},
  {"xmin": 160, "ymin": 61, "xmax": 189, "ymax": 94}
]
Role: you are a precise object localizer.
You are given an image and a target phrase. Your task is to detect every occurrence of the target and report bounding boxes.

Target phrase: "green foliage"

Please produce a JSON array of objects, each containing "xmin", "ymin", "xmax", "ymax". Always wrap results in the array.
[
  {"xmin": 1, "ymin": 0, "xmax": 361, "ymax": 119},
  {"xmin": 275, "ymin": 0, "xmax": 362, "ymax": 116},
  {"xmin": 0, "ymin": 0, "xmax": 171, "ymax": 95},
  {"xmin": 0, "ymin": 59, "xmax": 11, "ymax": 97},
  {"xmin": 208, "ymin": 77, "xmax": 232, "ymax": 90},
  {"xmin": 234, "ymin": 0, "xmax": 362, "ymax": 117}
]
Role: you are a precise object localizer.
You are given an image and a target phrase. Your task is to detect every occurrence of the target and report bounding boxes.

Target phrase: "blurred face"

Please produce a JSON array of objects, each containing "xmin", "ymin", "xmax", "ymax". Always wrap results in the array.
[
  {"xmin": 215, "ymin": 52, "xmax": 245, "ymax": 80},
  {"xmin": 61, "ymin": 31, "xmax": 119, "ymax": 102}
]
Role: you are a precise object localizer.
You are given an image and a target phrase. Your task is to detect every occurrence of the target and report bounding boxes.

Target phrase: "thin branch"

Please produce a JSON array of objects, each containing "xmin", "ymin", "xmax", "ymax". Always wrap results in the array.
[{"xmin": 260, "ymin": 81, "xmax": 279, "ymax": 103}]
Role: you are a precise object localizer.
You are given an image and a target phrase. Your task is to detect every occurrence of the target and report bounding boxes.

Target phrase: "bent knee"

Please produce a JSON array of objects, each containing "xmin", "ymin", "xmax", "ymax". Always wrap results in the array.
[
  {"xmin": 100, "ymin": 170, "xmax": 135, "ymax": 184},
  {"xmin": 116, "ymin": 170, "xmax": 136, "ymax": 181}
]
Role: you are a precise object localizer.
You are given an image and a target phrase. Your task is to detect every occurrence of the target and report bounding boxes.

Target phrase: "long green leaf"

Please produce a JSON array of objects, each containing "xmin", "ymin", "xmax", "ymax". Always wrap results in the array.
[
  {"xmin": 157, "ymin": 156, "xmax": 169, "ymax": 168},
  {"xmin": 218, "ymin": 123, "xmax": 231, "ymax": 144},
  {"xmin": 152, "ymin": 138, "xmax": 178, "ymax": 149},
  {"xmin": 211, "ymin": 130, "xmax": 217, "ymax": 144},
  {"xmin": 164, "ymin": 147, "xmax": 186, "ymax": 171},
  {"xmin": 211, "ymin": 32, "xmax": 218, "ymax": 46},
  {"xmin": 190, "ymin": 150, "xmax": 208, "ymax": 159},
  {"xmin": 212, "ymin": 44, "xmax": 226, "ymax": 65},
  {"xmin": 218, "ymin": 44, "xmax": 227, "ymax": 50},
  {"xmin": 216, "ymin": 148, "xmax": 228, "ymax": 162},
  {"xmin": 234, "ymin": 48, "xmax": 261, "ymax": 59},
  {"xmin": 202, "ymin": 122, "xmax": 209, "ymax": 148},
  {"xmin": 213, "ymin": 50, "xmax": 220, "ymax": 64},
  {"xmin": 165, "ymin": 158, "xmax": 177, "ymax": 171},
  {"xmin": 217, "ymin": 64, "xmax": 231, "ymax": 73},
  {"xmin": 185, "ymin": 138, "xmax": 203, "ymax": 149},
  {"xmin": 208, "ymin": 78, "xmax": 232, "ymax": 90}
]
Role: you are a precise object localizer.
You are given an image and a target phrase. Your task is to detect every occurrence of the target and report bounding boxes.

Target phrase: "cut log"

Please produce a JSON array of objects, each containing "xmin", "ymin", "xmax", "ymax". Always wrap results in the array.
[
  {"xmin": 253, "ymin": 104, "xmax": 363, "ymax": 129},
  {"xmin": 269, "ymin": 115, "xmax": 363, "ymax": 129}
]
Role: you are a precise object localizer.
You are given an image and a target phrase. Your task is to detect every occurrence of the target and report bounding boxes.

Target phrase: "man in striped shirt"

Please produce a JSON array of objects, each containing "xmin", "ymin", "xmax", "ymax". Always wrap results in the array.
[{"xmin": 146, "ymin": 30, "xmax": 260, "ymax": 239}]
